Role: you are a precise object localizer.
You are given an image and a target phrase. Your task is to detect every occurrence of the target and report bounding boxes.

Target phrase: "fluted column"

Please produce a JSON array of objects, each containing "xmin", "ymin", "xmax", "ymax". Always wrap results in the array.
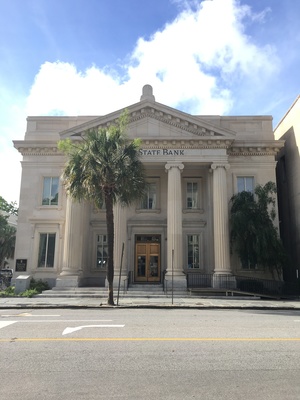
[
  {"xmin": 211, "ymin": 163, "xmax": 235, "ymax": 288},
  {"xmin": 113, "ymin": 202, "xmax": 128, "ymax": 288},
  {"xmin": 56, "ymin": 197, "xmax": 87, "ymax": 287},
  {"xmin": 165, "ymin": 162, "xmax": 186, "ymax": 290}
]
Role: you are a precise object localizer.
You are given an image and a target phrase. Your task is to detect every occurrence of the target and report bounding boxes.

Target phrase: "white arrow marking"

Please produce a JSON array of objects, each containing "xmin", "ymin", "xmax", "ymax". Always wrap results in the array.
[
  {"xmin": 0, "ymin": 321, "xmax": 17, "ymax": 330},
  {"xmin": 62, "ymin": 324, "xmax": 124, "ymax": 335}
]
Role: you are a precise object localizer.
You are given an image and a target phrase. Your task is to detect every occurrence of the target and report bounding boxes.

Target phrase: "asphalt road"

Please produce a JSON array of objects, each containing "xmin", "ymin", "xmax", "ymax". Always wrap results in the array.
[{"xmin": 1, "ymin": 308, "xmax": 300, "ymax": 400}]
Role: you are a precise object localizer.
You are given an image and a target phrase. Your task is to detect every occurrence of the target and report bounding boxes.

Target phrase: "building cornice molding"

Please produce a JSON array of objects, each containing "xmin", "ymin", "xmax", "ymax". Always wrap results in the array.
[
  {"xmin": 14, "ymin": 137, "xmax": 284, "ymax": 157},
  {"xmin": 126, "ymin": 106, "xmax": 234, "ymax": 138},
  {"xmin": 228, "ymin": 140, "xmax": 284, "ymax": 156},
  {"xmin": 13, "ymin": 140, "xmax": 63, "ymax": 156},
  {"xmin": 59, "ymin": 102, "xmax": 236, "ymax": 139}
]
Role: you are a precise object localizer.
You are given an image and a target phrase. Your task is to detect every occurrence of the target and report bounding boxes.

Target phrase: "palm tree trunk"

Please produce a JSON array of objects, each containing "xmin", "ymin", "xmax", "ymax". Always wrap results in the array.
[{"xmin": 105, "ymin": 193, "xmax": 115, "ymax": 305}]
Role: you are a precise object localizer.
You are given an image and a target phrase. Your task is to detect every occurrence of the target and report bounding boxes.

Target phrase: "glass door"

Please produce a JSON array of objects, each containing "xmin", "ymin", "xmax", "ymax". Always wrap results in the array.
[{"xmin": 135, "ymin": 237, "xmax": 161, "ymax": 283}]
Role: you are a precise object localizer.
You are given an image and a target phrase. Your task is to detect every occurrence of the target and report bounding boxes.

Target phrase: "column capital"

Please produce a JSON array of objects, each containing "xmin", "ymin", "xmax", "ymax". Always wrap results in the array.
[
  {"xmin": 165, "ymin": 162, "xmax": 184, "ymax": 172},
  {"xmin": 211, "ymin": 163, "xmax": 230, "ymax": 171}
]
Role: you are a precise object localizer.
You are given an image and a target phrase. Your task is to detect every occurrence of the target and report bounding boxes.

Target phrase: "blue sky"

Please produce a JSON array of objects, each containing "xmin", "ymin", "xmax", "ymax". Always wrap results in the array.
[{"xmin": 1, "ymin": 0, "xmax": 300, "ymax": 203}]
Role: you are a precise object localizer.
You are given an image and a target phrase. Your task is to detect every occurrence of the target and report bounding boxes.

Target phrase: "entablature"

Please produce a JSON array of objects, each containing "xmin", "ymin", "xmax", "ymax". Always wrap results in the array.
[
  {"xmin": 13, "ymin": 140, "xmax": 62, "ymax": 156},
  {"xmin": 228, "ymin": 140, "xmax": 285, "ymax": 156}
]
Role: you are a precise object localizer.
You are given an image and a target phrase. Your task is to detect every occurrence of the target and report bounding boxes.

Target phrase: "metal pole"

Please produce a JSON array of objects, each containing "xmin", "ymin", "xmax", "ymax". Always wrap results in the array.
[
  {"xmin": 172, "ymin": 248, "xmax": 174, "ymax": 305},
  {"xmin": 117, "ymin": 242, "xmax": 125, "ymax": 306}
]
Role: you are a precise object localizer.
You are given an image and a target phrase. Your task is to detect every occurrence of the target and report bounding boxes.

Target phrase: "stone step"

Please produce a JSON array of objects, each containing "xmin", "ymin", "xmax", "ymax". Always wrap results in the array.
[
  {"xmin": 38, "ymin": 286, "xmax": 253, "ymax": 299},
  {"xmin": 37, "ymin": 286, "xmax": 168, "ymax": 298},
  {"xmin": 128, "ymin": 284, "xmax": 164, "ymax": 292}
]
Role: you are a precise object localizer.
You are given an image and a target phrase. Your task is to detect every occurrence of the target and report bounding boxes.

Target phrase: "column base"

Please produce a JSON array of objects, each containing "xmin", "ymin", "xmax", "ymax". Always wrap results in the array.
[
  {"xmin": 164, "ymin": 271, "xmax": 187, "ymax": 292},
  {"xmin": 213, "ymin": 273, "xmax": 236, "ymax": 289},
  {"xmin": 55, "ymin": 275, "xmax": 81, "ymax": 288}
]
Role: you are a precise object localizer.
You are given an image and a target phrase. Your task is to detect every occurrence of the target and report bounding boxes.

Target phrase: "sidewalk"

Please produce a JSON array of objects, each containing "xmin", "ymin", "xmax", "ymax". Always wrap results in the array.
[{"xmin": 1, "ymin": 294, "xmax": 300, "ymax": 310}]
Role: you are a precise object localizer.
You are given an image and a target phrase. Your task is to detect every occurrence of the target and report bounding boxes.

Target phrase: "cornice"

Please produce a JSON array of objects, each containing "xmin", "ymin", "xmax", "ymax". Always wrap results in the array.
[
  {"xmin": 13, "ymin": 137, "xmax": 284, "ymax": 157},
  {"xmin": 14, "ymin": 145, "xmax": 63, "ymax": 156},
  {"xmin": 100, "ymin": 105, "xmax": 236, "ymax": 138},
  {"xmin": 126, "ymin": 106, "xmax": 227, "ymax": 137},
  {"xmin": 60, "ymin": 102, "xmax": 236, "ymax": 139},
  {"xmin": 228, "ymin": 140, "xmax": 284, "ymax": 156},
  {"xmin": 14, "ymin": 140, "xmax": 78, "ymax": 156}
]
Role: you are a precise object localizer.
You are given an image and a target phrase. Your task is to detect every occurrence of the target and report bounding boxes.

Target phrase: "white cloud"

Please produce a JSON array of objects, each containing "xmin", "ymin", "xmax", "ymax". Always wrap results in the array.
[
  {"xmin": 26, "ymin": 0, "xmax": 278, "ymax": 117},
  {"xmin": 0, "ymin": 144, "xmax": 22, "ymax": 203},
  {"xmin": 0, "ymin": 90, "xmax": 26, "ymax": 203},
  {"xmin": 2, "ymin": 0, "xmax": 280, "ymax": 203}
]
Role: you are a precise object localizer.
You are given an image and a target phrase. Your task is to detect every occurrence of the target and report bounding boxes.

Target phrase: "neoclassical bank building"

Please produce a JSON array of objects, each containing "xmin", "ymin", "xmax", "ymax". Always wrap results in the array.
[{"xmin": 13, "ymin": 85, "xmax": 282, "ymax": 292}]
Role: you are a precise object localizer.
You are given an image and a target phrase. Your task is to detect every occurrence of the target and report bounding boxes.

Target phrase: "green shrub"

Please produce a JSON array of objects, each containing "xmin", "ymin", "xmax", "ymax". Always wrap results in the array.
[
  {"xmin": 18, "ymin": 279, "xmax": 50, "ymax": 297},
  {"xmin": 20, "ymin": 289, "xmax": 39, "ymax": 298},
  {"xmin": 0, "ymin": 286, "xmax": 15, "ymax": 297},
  {"xmin": 0, "ymin": 278, "xmax": 50, "ymax": 297},
  {"xmin": 29, "ymin": 278, "xmax": 50, "ymax": 293}
]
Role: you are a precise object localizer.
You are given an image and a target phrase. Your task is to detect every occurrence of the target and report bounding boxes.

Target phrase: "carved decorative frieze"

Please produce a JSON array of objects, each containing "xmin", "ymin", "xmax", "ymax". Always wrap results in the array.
[{"xmin": 140, "ymin": 138, "xmax": 233, "ymax": 149}]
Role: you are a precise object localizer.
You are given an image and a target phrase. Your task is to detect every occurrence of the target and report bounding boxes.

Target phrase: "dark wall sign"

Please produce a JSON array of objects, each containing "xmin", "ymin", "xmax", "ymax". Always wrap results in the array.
[{"xmin": 15, "ymin": 259, "xmax": 27, "ymax": 272}]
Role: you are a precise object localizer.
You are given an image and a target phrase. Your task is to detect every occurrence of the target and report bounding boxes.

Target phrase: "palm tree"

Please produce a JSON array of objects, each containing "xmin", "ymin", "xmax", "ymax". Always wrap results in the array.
[
  {"xmin": 230, "ymin": 181, "xmax": 287, "ymax": 278},
  {"xmin": 59, "ymin": 113, "xmax": 146, "ymax": 305}
]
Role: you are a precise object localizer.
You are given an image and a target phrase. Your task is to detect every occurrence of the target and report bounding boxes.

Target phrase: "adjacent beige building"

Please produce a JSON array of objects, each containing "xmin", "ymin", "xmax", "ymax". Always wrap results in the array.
[
  {"xmin": 13, "ymin": 85, "xmax": 282, "ymax": 291},
  {"xmin": 275, "ymin": 96, "xmax": 300, "ymax": 282}
]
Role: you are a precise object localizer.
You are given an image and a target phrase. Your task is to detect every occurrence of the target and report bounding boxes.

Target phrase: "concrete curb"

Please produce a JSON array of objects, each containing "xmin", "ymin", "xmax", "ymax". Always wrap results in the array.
[{"xmin": 1, "ymin": 302, "xmax": 300, "ymax": 310}]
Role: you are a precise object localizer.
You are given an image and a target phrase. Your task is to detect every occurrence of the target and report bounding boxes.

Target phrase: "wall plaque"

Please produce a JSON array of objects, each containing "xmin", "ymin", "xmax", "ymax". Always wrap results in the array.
[{"xmin": 15, "ymin": 259, "xmax": 27, "ymax": 272}]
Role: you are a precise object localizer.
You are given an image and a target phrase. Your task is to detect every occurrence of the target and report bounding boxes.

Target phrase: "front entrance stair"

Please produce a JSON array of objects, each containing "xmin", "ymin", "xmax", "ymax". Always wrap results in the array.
[
  {"xmin": 37, "ymin": 285, "xmax": 263, "ymax": 299},
  {"xmin": 37, "ymin": 284, "xmax": 167, "ymax": 298}
]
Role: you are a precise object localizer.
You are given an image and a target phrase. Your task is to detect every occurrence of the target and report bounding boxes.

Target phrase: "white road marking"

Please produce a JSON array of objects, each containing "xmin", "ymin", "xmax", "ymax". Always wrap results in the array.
[
  {"xmin": 0, "ymin": 321, "xmax": 17, "ymax": 329},
  {"xmin": 14, "ymin": 319, "xmax": 114, "ymax": 323},
  {"xmin": 20, "ymin": 314, "xmax": 62, "ymax": 317},
  {"xmin": 1, "ymin": 314, "xmax": 61, "ymax": 318},
  {"xmin": 62, "ymin": 324, "xmax": 125, "ymax": 335}
]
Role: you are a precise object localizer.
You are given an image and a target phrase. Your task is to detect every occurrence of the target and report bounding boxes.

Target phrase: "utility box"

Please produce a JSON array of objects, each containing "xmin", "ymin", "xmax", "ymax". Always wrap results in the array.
[{"xmin": 15, "ymin": 275, "xmax": 31, "ymax": 294}]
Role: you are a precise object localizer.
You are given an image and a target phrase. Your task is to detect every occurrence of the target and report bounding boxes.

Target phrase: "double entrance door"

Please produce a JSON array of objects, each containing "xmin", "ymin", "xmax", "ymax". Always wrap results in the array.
[{"xmin": 135, "ymin": 235, "xmax": 161, "ymax": 283}]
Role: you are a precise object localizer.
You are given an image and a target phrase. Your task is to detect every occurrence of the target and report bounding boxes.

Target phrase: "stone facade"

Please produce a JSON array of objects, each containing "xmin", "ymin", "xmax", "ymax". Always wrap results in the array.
[
  {"xmin": 274, "ymin": 96, "xmax": 300, "ymax": 282},
  {"xmin": 13, "ymin": 85, "xmax": 282, "ymax": 290}
]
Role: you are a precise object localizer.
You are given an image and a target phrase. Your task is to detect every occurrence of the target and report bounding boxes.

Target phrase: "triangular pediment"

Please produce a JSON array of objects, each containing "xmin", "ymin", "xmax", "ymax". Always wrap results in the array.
[{"xmin": 60, "ymin": 88, "xmax": 236, "ymax": 141}]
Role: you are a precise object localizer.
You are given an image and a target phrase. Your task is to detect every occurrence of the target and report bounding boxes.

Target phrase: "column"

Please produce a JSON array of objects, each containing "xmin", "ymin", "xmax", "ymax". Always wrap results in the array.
[
  {"xmin": 211, "ymin": 163, "xmax": 235, "ymax": 288},
  {"xmin": 56, "ymin": 197, "xmax": 88, "ymax": 288},
  {"xmin": 165, "ymin": 162, "xmax": 187, "ymax": 290},
  {"xmin": 113, "ymin": 202, "xmax": 128, "ymax": 290}
]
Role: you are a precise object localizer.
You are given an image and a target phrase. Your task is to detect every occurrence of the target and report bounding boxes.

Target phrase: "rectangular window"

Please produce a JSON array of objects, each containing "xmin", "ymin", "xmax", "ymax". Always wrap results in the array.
[
  {"xmin": 237, "ymin": 176, "xmax": 254, "ymax": 193},
  {"xmin": 141, "ymin": 183, "xmax": 157, "ymax": 209},
  {"xmin": 186, "ymin": 182, "xmax": 198, "ymax": 209},
  {"xmin": 97, "ymin": 234, "xmax": 108, "ymax": 268},
  {"xmin": 38, "ymin": 233, "xmax": 56, "ymax": 268},
  {"xmin": 187, "ymin": 235, "xmax": 200, "ymax": 269},
  {"xmin": 42, "ymin": 177, "xmax": 59, "ymax": 205}
]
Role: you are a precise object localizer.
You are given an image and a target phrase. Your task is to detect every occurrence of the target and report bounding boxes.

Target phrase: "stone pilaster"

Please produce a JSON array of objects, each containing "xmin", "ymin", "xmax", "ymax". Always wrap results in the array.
[
  {"xmin": 56, "ymin": 197, "xmax": 88, "ymax": 288},
  {"xmin": 113, "ymin": 202, "xmax": 128, "ymax": 290},
  {"xmin": 211, "ymin": 163, "xmax": 236, "ymax": 288},
  {"xmin": 165, "ymin": 162, "xmax": 187, "ymax": 290}
]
